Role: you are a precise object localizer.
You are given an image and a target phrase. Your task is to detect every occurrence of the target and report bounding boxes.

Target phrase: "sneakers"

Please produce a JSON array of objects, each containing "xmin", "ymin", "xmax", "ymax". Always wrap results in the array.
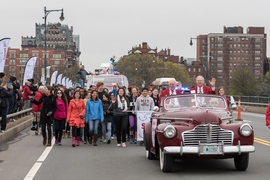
[
  {"xmin": 103, "ymin": 139, "xmax": 107, "ymax": 143},
  {"xmin": 1, "ymin": 130, "xmax": 5, "ymax": 133},
  {"xmin": 122, "ymin": 143, "xmax": 126, "ymax": 148},
  {"xmin": 129, "ymin": 138, "xmax": 134, "ymax": 144},
  {"xmin": 107, "ymin": 140, "xmax": 111, "ymax": 144},
  {"xmin": 111, "ymin": 136, "xmax": 114, "ymax": 140},
  {"xmin": 117, "ymin": 143, "xmax": 121, "ymax": 147},
  {"xmin": 133, "ymin": 140, "xmax": 137, "ymax": 144},
  {"xmin": 10, "ymin": 119, "xmax": 16, "ymax": 122}
]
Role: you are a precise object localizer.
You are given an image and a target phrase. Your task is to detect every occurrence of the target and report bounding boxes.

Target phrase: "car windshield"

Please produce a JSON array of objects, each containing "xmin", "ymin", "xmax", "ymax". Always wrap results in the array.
[{"xmin": 163, "ymin": 94, "xmax": 227, "ymax": 110}]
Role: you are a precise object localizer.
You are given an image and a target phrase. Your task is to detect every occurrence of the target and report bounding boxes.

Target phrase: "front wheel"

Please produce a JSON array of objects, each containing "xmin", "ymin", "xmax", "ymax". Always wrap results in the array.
[
  {"xmin": 159, "ymin": 148, "xmax": 173, "ymax": 172},
  {"xmin": 234, "ymin": 153, "xmax": 249, "ymax": 171},
  {"xmin": 146, "ymin": 150, "xmax": 156, "ymax": 160}
]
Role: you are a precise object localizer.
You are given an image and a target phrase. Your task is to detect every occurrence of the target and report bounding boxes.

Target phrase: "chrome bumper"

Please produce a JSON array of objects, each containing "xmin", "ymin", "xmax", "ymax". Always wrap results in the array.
[{"xmin": 164, "ymin": 143, "xmax": 255, "ymax": 156}]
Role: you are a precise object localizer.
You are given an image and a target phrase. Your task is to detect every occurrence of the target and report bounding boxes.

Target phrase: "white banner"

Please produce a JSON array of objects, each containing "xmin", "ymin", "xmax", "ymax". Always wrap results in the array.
[
  {"xmin": 62, "ymin": 77, "xmax": 66, "ymax": 86},
  {"xmin": 137, "ymin": 111, "xmax": 152, "ymax": 141},
  {"xmin": 56, "ymin": 74, "xmax": 63, "ymax": 85},
  {"xmin": 0, "ymin": 38, "xmax": 10, "ymax": 73},
  {"xmin": 41, "ymin": 76, "xmax": 45, "ymax": 85},
  {"xmin": 50, "ymin": 71, "xmax": 58, "ymax": 86},
  {"xmin": 23, "ymin": 56, "xmax": 37, "ymax": 85},
  {"xmin": 65, "ymin": 78, "xmax": 69, "ymax": 88}
]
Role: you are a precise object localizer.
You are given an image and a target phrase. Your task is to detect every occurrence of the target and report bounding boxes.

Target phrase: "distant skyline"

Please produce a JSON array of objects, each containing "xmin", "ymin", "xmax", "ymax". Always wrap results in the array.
[{"xmin": 1, "ymin": 0, "xmax": 270, "ymax": 72}]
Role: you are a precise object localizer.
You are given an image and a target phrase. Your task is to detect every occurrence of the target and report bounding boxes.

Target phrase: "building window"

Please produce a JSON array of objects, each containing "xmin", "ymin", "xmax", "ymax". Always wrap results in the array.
[
  {"xmin": 255, "ymin": 57, "xmax": 260, "ymax": 61},
  {"xmin": 255, "ymin": 38, "xmax": 261, "ymax": 42},
  {"xmin": 20, "ymin": 60, "xmax": 28, "ymax": 65},
  {"xmin": 217, "ymin": 70, "xmax": 223, "ymax": 73},
  {"xmin": 9, "ymin": 66, "xmax": 15, "ymax": 72},
  {"xmin": 53, "ymin": 60, "xmax": 61, "ymax": 65},
  {"xmin": 10, "ymin": 52, "xmax": 16, "ymax": 58},
  {"xmin": 255, "ymin": 64, "xmax": 261, "ymax": 67},
  {"xmin": 255, "ymin": 70, "xmax": 260, "ymax": 74},
  {"xmin": 217, "ymin": 57, "xmax": 223, "ymax": 61},
  {"xmin": 43, "ymin": 53, "xmax": 49, "ymax": 58},
  {"xmin": 255, "ymin": 44, "xmax": 261, "ymax": 48},
  {"xmin": 20, "ymin": 67, "xmax": 25, "ymax": 71},
  {"xmin": 217, "ymin": 51, "xmax": 223, "ymax": 55},
  {"xmin": 198, "ymin": 68, "xmax": 201, "ymax": 72},
  {"xmin": 20, "ymin": 53, "xmax": 28, "ymax": 58},
  {"xmin": 10, "ymin": 59, "xmax": 15, "ymax": 65},
  {"xmin": 193, "ymin": 68, "xmax": 196, "ymax": 72},
  {"xmin": 53, "ymin": 54, "xmax": 62, "ymax": 59},
  {"xmin": 255, "ymin": 51, "xmax": 260, "ymax": 54},
  {"xmin": 32, "ymin": 53, "xmax": 39, "ymax": 57},
  {"xmin": 188, "ymin": 68, "xmax": 191, "ymax": 72},
  {"xmin": 217, "ymin": 63, "xmax": 223, "ymax": 67}
]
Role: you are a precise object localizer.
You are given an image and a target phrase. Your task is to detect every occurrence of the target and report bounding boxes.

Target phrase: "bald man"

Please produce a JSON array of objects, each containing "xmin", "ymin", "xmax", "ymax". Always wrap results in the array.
[
  {"xmin": 159, "ymin": 79, "xmax": 185, "ymax": 106},
  {"xmin": 190, "ymin": 76, "xmax": 216, "ymax": 94}
]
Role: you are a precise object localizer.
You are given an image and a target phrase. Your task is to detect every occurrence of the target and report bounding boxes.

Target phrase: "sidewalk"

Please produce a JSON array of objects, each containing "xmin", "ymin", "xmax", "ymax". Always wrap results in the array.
[{"xmin": 0, "ymin": 115, "xmax": 34, "ymax": 144}]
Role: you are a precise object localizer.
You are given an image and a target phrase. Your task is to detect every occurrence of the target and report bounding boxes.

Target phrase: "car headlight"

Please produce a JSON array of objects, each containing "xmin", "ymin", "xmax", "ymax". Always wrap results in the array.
[
  {"xmin": 240, "ymin": 123, "xmax": 253, "ymax": 137},
  {"xmin": 163, "ymin": 125, "xmax": 176, "ymax": 138}
]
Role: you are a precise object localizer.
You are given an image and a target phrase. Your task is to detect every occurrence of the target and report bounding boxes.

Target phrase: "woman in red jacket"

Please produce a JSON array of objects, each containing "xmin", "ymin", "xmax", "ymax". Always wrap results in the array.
[
  {"xmin": 53, "ymin": 89, "xmax": 68, "ymax": 146},
  {"xmin": 67, "ymin": 90, "xmax": 85, "ymax": 147},
  {"xmin": 32, "ymin": 86, "xmax": 45, "ymax": 135}
]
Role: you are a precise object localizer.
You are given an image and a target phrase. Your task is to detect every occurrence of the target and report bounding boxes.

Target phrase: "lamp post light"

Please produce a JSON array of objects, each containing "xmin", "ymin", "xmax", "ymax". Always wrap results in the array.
[
  {"xmin": 163, "ymin": 56, "xmax": 168, "ymax": 77},
  {"xmin": 189, "ymin": 37, "xmax": 209, "ymax": 80},
  {"xmin": 43, "ymin": 6, "xmax": 64, "ymax": 85}
]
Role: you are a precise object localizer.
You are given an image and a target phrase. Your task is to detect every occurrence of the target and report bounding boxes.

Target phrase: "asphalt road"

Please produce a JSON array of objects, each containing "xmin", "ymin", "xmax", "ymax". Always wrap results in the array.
[{"xmin": 0, "ymin": 111, "xmax": 270, "ymax": 180}]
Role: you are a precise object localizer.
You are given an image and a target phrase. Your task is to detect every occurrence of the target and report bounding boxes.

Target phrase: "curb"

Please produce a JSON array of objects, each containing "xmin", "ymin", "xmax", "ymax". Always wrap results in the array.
[{"xmin": 0, "ymin": 116, "xmax": 34, "ymax": 144}]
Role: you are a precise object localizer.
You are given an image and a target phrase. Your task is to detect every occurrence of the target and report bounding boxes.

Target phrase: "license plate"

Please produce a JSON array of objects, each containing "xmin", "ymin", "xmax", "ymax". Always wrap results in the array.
[{"xmin": 202, "ymin": 145, "xmax": 220, "ymax": 154}]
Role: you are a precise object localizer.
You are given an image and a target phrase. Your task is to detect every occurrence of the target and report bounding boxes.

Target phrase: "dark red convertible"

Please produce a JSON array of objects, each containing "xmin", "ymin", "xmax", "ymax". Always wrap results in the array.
[{"xmin": 143, "ymin": 94, "xmax": 255, "ymax": 172}]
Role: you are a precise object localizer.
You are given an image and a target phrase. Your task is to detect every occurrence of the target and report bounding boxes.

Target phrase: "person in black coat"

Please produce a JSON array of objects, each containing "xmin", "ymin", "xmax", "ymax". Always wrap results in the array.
[
  {"xmin": 32, "ymin": 86, "xmax": 56, "ymax": 146},
  {"xmin": 0, "ymin": 79, "xmax": 13, "ymax": 133}
]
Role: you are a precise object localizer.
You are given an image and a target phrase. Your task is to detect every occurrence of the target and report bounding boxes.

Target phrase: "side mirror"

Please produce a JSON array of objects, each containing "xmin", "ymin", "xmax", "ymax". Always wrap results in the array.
[{"xmin": 153, "ymin": 106, "xmax": 159, "ymax": 112}]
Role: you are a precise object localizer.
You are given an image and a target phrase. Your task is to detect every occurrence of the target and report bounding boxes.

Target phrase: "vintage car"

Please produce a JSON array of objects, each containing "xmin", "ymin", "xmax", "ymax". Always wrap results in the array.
[{"xmin": 143, "ymin": 94, "xmax": 255, "ymax": 172}]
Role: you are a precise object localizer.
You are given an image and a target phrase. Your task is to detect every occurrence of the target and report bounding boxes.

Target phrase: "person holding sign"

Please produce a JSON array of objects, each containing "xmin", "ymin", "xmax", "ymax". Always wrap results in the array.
[{"xmin": 135, "ymin": 87, "xmax": 154, "ymax": 145}]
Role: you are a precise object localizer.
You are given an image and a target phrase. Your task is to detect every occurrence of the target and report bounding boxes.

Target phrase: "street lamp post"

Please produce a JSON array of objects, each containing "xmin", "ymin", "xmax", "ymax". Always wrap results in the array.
[
  {"xmin": 43, "ymin": 6, "xmax": 64, "ymax": 85},
  {"xmin": 189, "ymin": 37, "xmax": 209, "ymax": 80},
  {"xmin": 163, "ymin": 56, "xmax": 168, "ymax": 77}
]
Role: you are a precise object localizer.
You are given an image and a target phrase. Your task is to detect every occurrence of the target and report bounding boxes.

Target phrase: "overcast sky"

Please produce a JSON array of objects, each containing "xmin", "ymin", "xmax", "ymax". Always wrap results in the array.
[{"xmin": 1, "ymin": 0, "xmax": 270, "ymax": 72}]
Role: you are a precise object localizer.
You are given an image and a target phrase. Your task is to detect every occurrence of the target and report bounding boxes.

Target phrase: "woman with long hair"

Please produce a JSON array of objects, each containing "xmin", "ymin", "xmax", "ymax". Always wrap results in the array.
[
  {"xmin": 32, "ymin": 86, "xmax": 56, "ymax": 146},
  {"xmin": 151, "ymin": 88, "xmax": 160, "ymax": 107},
  {"xmin": 217, "ymin": 86, "xmax": 232, "ymax": 113},
  {"xmin": 108, "ymin": 92, "xmax": 116, "ymax": 140},
  {"xmin": 67, "ymin": 90, "xmax": 85, "ymax": 147},
  {"xmin": 53, "ymin": 89, "xmax": 68, "ymax": 145},
  {"xmin": 109, "ymin": 88, "xmax": 129, "ymax": 147},
  {"xmin": 85, "ymin": 90, "xmax": 104, "ymax": 146}
]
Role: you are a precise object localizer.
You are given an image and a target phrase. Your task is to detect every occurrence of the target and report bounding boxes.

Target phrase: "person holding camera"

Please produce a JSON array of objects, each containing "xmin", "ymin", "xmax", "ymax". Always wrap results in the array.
[
  {"xmin": 0, "ymin": 79, "xmax": 13, "ymax": 133},
  {"xmin": 78, "ymin": 65, "xmax": 91, "ymax": 88}
]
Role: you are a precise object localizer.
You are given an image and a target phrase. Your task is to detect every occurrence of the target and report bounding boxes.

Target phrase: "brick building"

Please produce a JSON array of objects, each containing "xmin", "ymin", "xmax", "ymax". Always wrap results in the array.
[
  {"xmin": 192, "ymin": 26, "xmax": 267, "ymax": 93},
  {"xmin": 128, "ymin": 42, "xmax": 179, "ymax": 63},
  {"xmin": 3, "ymin": 23, "xmax": 80, "ymax": 84}
]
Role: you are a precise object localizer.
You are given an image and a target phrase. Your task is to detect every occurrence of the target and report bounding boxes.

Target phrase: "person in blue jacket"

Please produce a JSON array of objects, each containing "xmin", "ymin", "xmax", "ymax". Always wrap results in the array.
[{"xmin": 85, "ymin": 90, "xmax": 104, "ymax": 146}]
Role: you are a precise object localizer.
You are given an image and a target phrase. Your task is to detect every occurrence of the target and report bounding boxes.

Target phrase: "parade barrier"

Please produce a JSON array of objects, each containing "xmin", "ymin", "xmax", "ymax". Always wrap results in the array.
[{"xmin": 0, "ymin": 108, "xmax": 33, "ymax": 144}]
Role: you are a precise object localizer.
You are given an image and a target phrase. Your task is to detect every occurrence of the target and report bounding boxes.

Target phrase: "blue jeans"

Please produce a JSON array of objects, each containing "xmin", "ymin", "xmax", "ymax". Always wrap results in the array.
[
  {"xmin": 88, "ymin": 119, "xmax": 100, "ymax": 135},
  {"xmin": 102, "ymin": 122, "xmax": 112, "ymax": 140},
  {"xmin": 79, "ymin": 78, "xmax": 85, "ymax": 88}
]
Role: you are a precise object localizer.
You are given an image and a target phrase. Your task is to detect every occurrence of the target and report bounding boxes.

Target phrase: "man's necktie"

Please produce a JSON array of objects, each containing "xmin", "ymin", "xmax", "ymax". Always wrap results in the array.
[
  {"xmin": 198, "ymin": 87, "xmax": 203, "ymax": 106},
  {"xmin": 171, "ymin": 90, "xmax": 175, "ymax": 106}
]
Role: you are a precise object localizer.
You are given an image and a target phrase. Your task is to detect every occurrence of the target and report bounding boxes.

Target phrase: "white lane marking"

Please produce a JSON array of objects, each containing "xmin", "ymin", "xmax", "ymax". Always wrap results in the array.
[
  {"xmin": 23, "ymin": 137, "xmax": 55, "ymax": 180},
  {"xmin": 23, "ymin": 163, "xmax": 42, "ymax": 180}
]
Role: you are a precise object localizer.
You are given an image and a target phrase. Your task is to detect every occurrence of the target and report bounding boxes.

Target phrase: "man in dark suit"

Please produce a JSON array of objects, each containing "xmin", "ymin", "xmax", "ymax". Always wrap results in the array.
[{"xmin": 190, "ymin": 75, "xmax": 216, "ymax": 94}]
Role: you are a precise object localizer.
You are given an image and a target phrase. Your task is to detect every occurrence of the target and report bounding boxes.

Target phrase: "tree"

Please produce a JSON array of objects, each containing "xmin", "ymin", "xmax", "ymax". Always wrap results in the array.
[
  {"xmin": 264, "ymin": 71, "xmax": 270, "ymax": 84},
  {"xmin": 230, "ymin": 67, "xmax": 257, "ymax": 95},
  {"xmin": 115, "ymin": 54, "xmax": 190, "ymax": 89}
]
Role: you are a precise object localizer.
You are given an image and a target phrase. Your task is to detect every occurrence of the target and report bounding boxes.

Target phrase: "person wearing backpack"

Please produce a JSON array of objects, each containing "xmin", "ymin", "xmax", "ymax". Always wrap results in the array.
[
  {"xmin": 0, "ymin": 79, "xmax": 13, "ymax": 133},
  {"xmin": 32, "ymin": 86, "xmax": 56, "ymax": 146}
]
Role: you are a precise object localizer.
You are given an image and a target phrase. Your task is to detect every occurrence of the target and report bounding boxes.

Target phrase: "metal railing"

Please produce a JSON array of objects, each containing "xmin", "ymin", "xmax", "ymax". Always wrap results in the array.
[
  {"xmin": 232, "ymin": 96, "xmax": 270, "ymax": 104},
  {"xmin": 1, "ymin": 108, "xmax": 33, "ymax": 123}
]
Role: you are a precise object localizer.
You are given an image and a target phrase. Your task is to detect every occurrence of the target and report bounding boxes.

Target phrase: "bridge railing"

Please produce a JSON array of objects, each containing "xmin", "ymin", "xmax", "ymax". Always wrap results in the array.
[
  {"xmin": 232, "ymin": 96, "xmax": 269, "ymax": 107},
  {"xmin": 1, "ymin": 108, "xmax": 33, "ymax": 123}
]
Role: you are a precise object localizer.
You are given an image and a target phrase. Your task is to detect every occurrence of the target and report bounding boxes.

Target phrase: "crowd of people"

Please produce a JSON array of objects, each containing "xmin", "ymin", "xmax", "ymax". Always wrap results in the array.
[{"xmin": 1, "ymin": 71, "xmax": 238, "ymax": 148}]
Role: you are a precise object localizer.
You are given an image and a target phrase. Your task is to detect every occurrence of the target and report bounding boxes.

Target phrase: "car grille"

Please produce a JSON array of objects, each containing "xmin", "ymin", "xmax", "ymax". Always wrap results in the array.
[{"xmin": 182, "ymin": 124, "xmax": 233, "ymax": 146}]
